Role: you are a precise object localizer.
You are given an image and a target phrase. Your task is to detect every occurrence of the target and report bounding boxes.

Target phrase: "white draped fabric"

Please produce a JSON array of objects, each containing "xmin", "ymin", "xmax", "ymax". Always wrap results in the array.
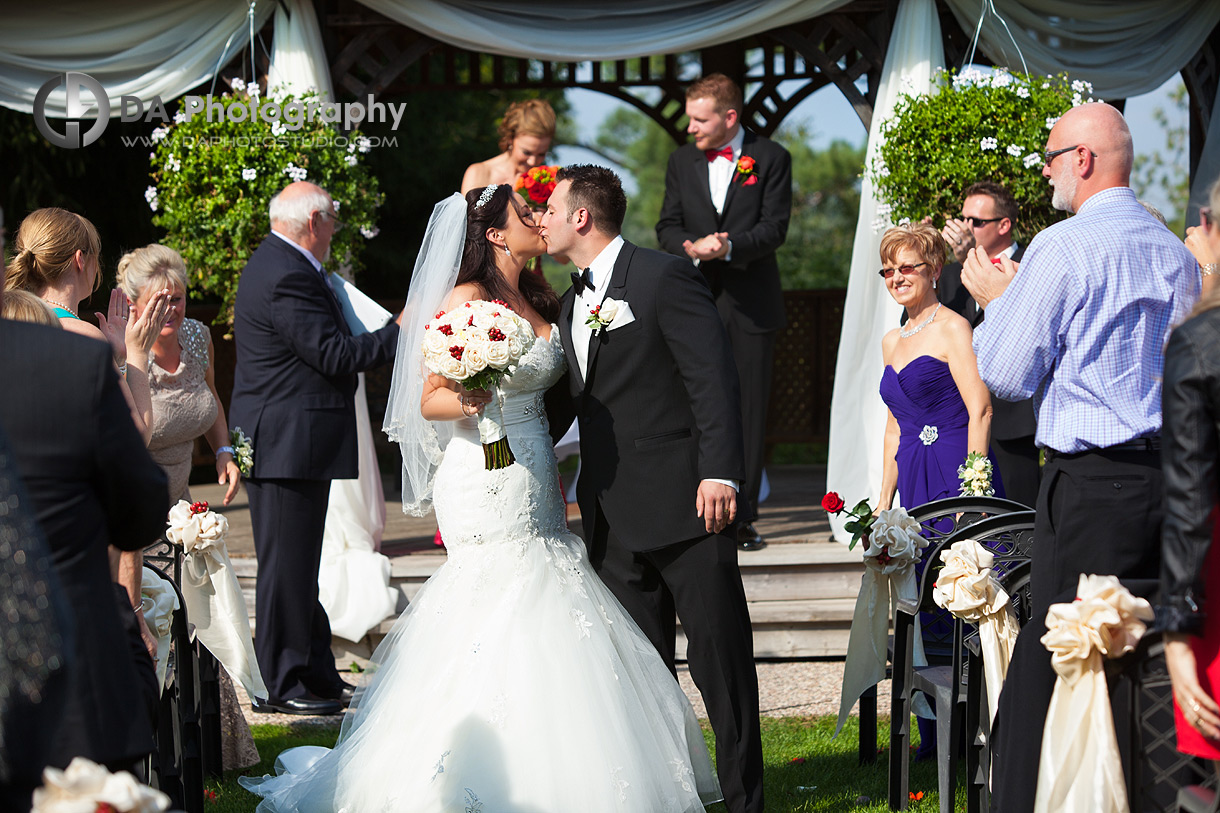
[
  {"xmin": 826, "ymin": 0, "xmax": 944, "ymax": 541},
  {"xmin": 354, "ymin": 0, "xmax": 850, "ymax": 61},
  {"xmin": 269, "ymin": 0, "xmax": 335, "ymax": 99},
  {"xmin": 1034, "ymin": 575, "xmax": 1153, "ymax": 813},
  {"xmin": 0, "ymin": 1, "xmax": 273, "ymax": 117},
  {"xmin": 140, "ymin": 566, "xmax": 181, "ymax": 695}
]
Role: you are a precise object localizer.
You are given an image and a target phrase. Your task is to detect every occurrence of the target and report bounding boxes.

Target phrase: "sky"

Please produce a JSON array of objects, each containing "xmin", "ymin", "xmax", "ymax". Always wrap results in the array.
[{"xmin": 552, "ymin": 72, "xmax": 1190, "ymax": 220}]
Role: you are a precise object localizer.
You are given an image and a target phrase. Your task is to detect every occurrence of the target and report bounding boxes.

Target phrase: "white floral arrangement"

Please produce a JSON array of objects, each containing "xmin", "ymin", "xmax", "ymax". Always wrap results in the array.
[
  {"xmin": 869, "ymin": 68, "xmax": 1090, "ymax": 239},
  {"xmin": 422, "ymin": 299, "xmax": 536, "ymax": 468},
  {"xmin": 862, "ymin": 507, "xmax": 929, "ymax": 574},
  {"xmin": 166, "ymin": 499, "xmax": 229, "ymax": 555},
  {"xmin": 585, "ymin": 297, "xmax": 625, "ymax": 334},
  {"xmin": 229, "ymin": 426, "xmax": 253, "ymax": 477},
  {"xmin": 958, "ymin": 452, "xmax": 995, "ymax": 497},
  {"xmin": 32, "ymin": 757, "xmax": 170, "ymax": 813}
]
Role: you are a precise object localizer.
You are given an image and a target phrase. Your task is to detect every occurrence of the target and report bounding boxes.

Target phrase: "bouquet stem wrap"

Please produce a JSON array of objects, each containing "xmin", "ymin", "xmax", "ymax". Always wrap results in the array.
[
  {"xmin": 477, "ymin": 392, "xmax": 514, "ymax": 469},
  {"xmin": 836, "ymin": 507, "xmax": 930, "ymax": 736},
  {"xmin": 1033, "ymin": 574, "xmax": 1153, "ymax": 813},
  {"xmin": 167, "ymin": 500, "xmax": 268, "ymax": 701},
  {"xmin": 931, "ymin": 539, "xmax": 1020, "ymax": 724}
]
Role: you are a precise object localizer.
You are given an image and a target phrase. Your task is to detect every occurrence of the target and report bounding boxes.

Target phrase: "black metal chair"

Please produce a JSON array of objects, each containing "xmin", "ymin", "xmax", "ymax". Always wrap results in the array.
[
  {"xmin": 857, "ymin": 496, "xmax": 1029, "ymax": 766},
  {"xmin": 888, "ymin": 510, "xmax": 1036, "ymax": 812}
]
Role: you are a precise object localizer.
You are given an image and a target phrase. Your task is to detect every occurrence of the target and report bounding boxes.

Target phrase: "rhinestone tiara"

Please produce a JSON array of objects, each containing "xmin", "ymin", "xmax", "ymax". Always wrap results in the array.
[{"xmin": 475, "ymin": 184, "xmax": 497, "ymax": 208}]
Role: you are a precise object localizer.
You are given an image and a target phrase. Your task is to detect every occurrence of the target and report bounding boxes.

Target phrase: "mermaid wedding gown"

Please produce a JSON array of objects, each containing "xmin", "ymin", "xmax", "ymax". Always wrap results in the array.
[{"xmin": 241, "ymin": 328, "xmax": 721, "ymax": 812}]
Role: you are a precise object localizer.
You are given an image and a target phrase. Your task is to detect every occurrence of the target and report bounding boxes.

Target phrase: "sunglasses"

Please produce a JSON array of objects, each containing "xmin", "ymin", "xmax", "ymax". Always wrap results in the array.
[
  {"xmin": 1202, "ymin": 208, "xmax": 1214, "ymax": 231},
  {"xmin": 878, "ymin": 262, "xmax": 929, "ymax": 280},
  {"xmin": 1043, "ymin": 144, "xmax": 1098, "ymax": 165},
  {"xmin": 959, "ymin": 216, "xmax": 1004, "ymax": 228}
]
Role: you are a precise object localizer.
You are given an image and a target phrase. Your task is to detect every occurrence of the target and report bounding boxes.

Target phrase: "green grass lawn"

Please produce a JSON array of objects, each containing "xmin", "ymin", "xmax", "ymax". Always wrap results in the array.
[{"xmin": 205, "ymin": 715, "xmax": 954, "ymax": 812}]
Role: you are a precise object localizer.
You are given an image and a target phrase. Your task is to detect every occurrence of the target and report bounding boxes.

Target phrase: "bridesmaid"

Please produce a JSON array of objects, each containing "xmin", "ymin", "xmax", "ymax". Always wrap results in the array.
[{"xmin": 460, "ymin": 99, "xmax": 555, "ymax": 194}]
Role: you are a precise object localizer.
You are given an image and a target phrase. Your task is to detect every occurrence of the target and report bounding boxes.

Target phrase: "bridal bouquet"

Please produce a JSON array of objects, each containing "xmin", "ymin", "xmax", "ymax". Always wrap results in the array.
[
  {"xmin": 958, "ymin": 452, "xmax": 995, "ymax": 497},
  {"xmin": 515, "ymin": 164, "xmax": 560, "ymax": 210},
  {"xmin": 422, "ymin": 300, "xmax": 536, "ymax": 468},
  {"xmin": 32, "ymin": 757, "xmax": 170, "ymax": 813}
]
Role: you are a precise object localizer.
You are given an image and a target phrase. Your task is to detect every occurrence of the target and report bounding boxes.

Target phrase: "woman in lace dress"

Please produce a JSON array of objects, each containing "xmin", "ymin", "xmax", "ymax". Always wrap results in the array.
[
  {"xmin": 117, "ymin": 244, "xmax": 255, "ymax": 770},
  {"xmin": 241, "ymin": 186, "xmax": 720, "ymax": 813}
]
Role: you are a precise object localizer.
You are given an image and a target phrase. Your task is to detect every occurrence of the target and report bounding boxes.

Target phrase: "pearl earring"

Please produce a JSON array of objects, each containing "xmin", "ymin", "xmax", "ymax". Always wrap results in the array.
[
  {"xmin": 504, "ymin": 245, "xmax": 511, "ymax": 256},
  {"xmin": 933, "ymin": 277, "xmax": 938, "ymax": 290}
]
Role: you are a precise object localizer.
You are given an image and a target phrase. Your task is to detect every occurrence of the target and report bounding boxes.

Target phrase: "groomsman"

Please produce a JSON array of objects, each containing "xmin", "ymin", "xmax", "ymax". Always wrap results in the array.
[
  {"xmin": 230, "ymin": 181, "xmax": 399, "ymax": 715},
  {"xmin": 657, "ymin": 73, "xmax": 792, "ymax": 551}
]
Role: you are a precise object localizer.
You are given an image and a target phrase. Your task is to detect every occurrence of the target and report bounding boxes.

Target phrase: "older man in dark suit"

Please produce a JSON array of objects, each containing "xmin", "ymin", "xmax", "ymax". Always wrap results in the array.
[
  {"xmin": 656, "ymin": 73, "xmax": 792, "ymax": 551},
  {"xmin": 229, "ymin": 181, "xmax": 398, "ymax": 715}
]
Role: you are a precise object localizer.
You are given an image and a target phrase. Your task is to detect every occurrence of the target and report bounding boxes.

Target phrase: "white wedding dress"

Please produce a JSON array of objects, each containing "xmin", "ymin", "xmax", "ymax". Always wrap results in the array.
[{"xmin": 241, "ymin": 329, "xmax": 721, "ymax": 813}]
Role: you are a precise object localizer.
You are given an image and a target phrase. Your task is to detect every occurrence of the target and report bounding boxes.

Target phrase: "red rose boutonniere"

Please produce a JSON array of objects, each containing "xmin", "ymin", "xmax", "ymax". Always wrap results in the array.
[{"xmin": 735, "ymin": 155, "xmax": 758, "ymax": 186}]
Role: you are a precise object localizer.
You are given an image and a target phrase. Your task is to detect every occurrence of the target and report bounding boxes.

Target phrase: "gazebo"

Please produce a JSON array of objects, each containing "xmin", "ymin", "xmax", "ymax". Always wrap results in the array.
[{"xmin": 3, "ymin": 0, "xmax": 1219, "ymax": 540}]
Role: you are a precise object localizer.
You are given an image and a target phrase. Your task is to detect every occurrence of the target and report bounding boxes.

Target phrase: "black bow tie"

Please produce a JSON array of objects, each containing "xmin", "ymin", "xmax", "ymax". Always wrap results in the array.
[{"xmin": 570, "ymin": 267, "xmax": 595, "ymax": 296}]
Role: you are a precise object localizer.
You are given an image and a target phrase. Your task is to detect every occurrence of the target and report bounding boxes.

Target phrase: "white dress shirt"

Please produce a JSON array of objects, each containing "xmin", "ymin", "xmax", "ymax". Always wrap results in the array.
[
  {"xmin": 707, "ymin": 127, "xmax": 745, "ymax": 215},
  {"xmin": 570, "ymin": 235, "xmax": 624, "ymax": 382}
]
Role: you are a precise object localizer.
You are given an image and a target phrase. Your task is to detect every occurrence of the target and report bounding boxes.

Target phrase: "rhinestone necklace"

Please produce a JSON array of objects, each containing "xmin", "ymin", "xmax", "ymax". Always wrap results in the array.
[
  {"xmin": 899, "ymin": 302, "xmax": 941, "ymax": 338},
  {"xmin": 43, "ymin": 298, "xmax": 78, "ymax": 317}
]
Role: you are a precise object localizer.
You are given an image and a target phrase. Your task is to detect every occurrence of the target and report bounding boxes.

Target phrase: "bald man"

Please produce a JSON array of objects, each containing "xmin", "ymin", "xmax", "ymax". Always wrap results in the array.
[
  {"xmin": 230, "ymin": 182, "xmax": 399, "ymax": 715},
  {"xmin": 961, "ymin": 104, "xmax": 1198, "ymax": 809}
]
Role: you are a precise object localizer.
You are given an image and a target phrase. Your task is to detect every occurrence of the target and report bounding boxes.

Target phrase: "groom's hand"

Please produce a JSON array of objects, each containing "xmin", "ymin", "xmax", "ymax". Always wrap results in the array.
[{"xmin": 696, "ymin": 480, "xmax": 737, "ymax": 534}]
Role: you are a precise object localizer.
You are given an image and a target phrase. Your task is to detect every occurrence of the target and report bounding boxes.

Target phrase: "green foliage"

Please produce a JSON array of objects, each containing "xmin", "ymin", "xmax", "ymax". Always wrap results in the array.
[
  {"xmin": 871, "ymin": 68, "xmax": 1086, "ymax": 241},
  {"xmin": 149, "ymin": 81, "xmax": 384, "ymax": 324},
  {"xmin": 593, "ymin": 103, "xmax": 677, "ymax": 248},
  {"xmin": 1131, "ymin": 82, "xmax": 1189, "ymax": 233}
]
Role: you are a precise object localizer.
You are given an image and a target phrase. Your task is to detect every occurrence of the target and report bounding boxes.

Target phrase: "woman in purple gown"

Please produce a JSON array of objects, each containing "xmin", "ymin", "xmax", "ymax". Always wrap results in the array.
[{"xmin": 875, "ymin": 223, "xmax": 1000, "ymax": 757}]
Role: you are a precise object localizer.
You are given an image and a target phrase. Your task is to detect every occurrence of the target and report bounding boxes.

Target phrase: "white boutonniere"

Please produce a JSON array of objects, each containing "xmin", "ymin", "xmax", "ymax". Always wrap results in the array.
[{"xmin": 585, "ymin": 297, "xmax": 633, "ymax": 334}]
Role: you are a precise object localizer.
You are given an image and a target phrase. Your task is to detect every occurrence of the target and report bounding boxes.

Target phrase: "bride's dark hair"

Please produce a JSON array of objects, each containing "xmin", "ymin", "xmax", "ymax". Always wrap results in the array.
[{"xmin": 458, "ymin": 184, "xmax": 559, "ymax": 322}]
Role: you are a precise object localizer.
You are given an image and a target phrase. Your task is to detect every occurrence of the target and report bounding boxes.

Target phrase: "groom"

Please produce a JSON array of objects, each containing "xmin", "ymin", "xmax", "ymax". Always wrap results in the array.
[{"xmin": 542, "ymin": 165, "xmax": 764, "ymax": 813}]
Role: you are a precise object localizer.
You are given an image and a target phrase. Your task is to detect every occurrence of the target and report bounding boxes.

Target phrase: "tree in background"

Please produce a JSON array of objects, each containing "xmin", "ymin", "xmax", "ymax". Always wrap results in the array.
[
  {"xmin": 1131, "ymin": 82, "xmax": 1189, "ymax": 233},
  {"xmin": 591, "ymin": 105, "xmax": 864, "ymax": 289}
]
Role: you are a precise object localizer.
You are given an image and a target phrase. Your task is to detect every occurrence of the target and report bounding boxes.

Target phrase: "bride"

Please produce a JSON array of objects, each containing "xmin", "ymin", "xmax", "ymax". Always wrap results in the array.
[{"xmin": 241, "ymin": 185, "xmax": 721, "ymax": 812}]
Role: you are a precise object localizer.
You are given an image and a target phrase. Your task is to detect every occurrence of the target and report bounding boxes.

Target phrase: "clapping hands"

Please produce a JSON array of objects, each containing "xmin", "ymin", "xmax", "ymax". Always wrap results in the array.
[{"xmin": 682, "ymin": 232, "xmax": 730, "ymax": 262}]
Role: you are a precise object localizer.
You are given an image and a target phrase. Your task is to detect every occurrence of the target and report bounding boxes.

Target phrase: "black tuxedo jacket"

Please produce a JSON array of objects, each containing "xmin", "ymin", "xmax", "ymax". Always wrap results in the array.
[
  {"xmin": 938, "ymin": 244, "xmax": 1036, "ymax": 439},
  {"xmin": 548, "ymin": 241, "xmax": 745, "ymax": 550},
  {"xmin": 229, "ymin": 234, "xmax": 398, "ymax": 480},
  {"xmin": 0, "ymin": 320, "xmax": 168, "ymax": 768},
  {"xmin": 656, "ymin": 130, "xmax": 792, "ymax": 332}
]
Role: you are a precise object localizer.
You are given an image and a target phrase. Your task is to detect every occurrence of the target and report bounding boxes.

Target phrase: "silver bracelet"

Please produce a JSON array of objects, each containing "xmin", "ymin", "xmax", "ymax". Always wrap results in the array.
[{"xmin": 1202, "ymin": 263, "xmax": 1217, "ymax": 277}]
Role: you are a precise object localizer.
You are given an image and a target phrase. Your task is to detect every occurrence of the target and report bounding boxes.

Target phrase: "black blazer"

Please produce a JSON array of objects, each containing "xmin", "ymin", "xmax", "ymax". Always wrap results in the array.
[
  {"xmin": 0, "ymin": 320, "xmax": 168, "ymax": 768},
  {"xmin": 229, "ymin": 234, "xmax": 398, "ymax": 480},
  {"xmin": 938, "ymin": 244, "xmax": 1036, "ymax": 440},
  {"xmin": 549, "ymin": 240, "xmax": 745, "ymax": 550},
  {"xmin": 656, "ymin": 130, "xmax": 792, "ymax": 333}
]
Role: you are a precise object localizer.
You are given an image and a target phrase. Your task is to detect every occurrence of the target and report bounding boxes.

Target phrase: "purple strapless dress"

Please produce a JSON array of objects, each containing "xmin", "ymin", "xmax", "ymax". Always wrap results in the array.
[{"xmin": 879, "ymin": 355, "xmax": 1004, "ymax": 509}]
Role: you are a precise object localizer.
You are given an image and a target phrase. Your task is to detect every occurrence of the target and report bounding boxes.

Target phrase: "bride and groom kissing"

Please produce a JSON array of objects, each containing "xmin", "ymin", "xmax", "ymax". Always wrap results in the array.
[{"xmin": 244, "ymin": 165, "xmax": 764, "ymax": 813}]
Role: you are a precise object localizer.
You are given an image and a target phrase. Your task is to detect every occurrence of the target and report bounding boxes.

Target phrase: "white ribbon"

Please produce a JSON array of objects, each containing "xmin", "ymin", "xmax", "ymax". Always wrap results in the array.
[
  {"xmin": 836, "ymin": 507, "xmax": 930, "ymax": 735},
  {"xmin": 931, "ymin": 539, "xmax": 1020, "ymax": 724},
  {"xmin": 166, "ymin": 500, "xmax": 268, "ymax": 701},
  {"xmin": 33, "ymin": 757, "xmax": 170, "ymax": 813},
  {"xmin": 1033, "ymin": 574, "xmax": 1153, "ymax": 813},
  {"xmin": 139, "ymin": 567, "xmax": 181, "ymax": 695}
]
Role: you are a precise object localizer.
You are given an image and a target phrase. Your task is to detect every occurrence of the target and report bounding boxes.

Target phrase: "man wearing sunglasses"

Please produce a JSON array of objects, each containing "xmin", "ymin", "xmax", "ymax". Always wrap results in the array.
[
  {"xmin": 960, "ymin": 102, "xmax": 1200, "ymax": 811},
  {"xmin": 934, "ymin": 182, "xmax": 1039, "ymax": 509}
]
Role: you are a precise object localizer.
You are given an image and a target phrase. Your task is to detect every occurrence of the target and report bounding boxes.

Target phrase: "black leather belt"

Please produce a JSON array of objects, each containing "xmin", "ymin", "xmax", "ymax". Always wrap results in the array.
[{"xmin": 1045, "ymin": 436, "xmax": 1161, "ymax": 462}]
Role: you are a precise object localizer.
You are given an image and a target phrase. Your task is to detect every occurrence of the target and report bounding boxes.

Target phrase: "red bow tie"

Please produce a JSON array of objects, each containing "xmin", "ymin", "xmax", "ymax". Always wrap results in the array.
[{"xmin": 704, "ymin": 145, "xmax": 733, "ymax": 163}]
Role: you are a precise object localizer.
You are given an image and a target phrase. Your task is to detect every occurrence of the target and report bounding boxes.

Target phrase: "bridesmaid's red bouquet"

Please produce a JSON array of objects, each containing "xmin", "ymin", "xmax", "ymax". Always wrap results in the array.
[{"xmin": 515, "ymin": 165, "xmax": 561, "ymax": 209}]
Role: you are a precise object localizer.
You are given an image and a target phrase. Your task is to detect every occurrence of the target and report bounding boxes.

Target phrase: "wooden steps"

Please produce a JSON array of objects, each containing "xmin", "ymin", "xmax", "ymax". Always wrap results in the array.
[{"xmin": 234, "ymin": 538, "xmax": 864, "ymax": 663}]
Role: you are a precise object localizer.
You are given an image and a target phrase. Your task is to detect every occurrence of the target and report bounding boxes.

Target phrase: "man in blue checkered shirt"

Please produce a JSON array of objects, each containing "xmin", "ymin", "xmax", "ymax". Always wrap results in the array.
[{"xmin": 961, "ymin": 102, "xmax": 1199, "ymax": 810}]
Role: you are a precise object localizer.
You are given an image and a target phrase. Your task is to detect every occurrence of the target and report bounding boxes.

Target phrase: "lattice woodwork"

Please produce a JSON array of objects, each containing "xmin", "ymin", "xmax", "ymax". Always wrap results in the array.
[
  {"xmin": 765, "ymin": 290, "xmax": 844, "ymax": 445},
  {"xmin": 319, "ymin": 0, "xmax": 893, "ymax": 143}
]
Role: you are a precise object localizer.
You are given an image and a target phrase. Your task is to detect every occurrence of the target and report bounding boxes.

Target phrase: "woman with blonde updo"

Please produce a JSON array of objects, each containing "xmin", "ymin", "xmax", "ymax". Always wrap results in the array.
[
  {"xmin": 4, "ymin": 207, "xmax": 170, "ymax": 444},
  {"xmin": 116, "ymin": 244, "xmax": 242, "ymax": 507},
  {"xmin": 460, "ymin": 99, "xmax": 556, "ymax": 194},
  {"xmin": 116, "ymin": 243, "xmax": 254, "ymax": 771}
]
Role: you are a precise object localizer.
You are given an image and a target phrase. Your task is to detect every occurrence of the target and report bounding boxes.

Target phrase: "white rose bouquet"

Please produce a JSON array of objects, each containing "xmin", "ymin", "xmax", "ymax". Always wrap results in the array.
[
  {"xmin": 33, "ymin": 757, "xmax": 170, "ymax": 813},
  {"xmin": 863, "ymin": 507, "xmax": 929, "ymax": 575},
  {"xmin": 958, "ymin": 452, "xmax": 995, "ymax": 497},
  {"xmin": 422, "ymin": 299, "xmax": 536, "ymax": 469}
]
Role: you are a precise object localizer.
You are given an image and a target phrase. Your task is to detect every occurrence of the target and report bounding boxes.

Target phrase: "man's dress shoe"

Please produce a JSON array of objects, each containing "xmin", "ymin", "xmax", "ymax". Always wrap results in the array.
[
  {"xmin": 318, "ymin": 683, "xmax": 357, "ymax": 707},
  {"xmin": 736, "ymin": 522, "xmax": 767, "ymax": 551},
  {"xmin": 251, "ymin": 693, "xmax": 343, "ymax": 716}
]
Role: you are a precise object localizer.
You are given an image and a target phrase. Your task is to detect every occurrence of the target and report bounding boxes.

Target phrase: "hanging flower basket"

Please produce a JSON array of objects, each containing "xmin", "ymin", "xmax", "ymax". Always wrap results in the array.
[{"xmin": 869, "ymin": 68, "xmax": 1095, "ymax": 241}]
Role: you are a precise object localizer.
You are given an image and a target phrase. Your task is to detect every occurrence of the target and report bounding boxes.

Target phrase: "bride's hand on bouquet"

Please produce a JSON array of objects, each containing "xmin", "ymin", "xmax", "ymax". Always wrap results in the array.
[{"xmin": 458, "ymin": 387, "xmax": 491, "ymax": 418}]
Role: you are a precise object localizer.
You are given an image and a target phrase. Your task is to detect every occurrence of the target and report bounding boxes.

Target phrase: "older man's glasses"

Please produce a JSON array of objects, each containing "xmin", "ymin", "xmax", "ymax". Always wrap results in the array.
[
  {"xmin": 878, "ymin": 262, "xmax": 929, "ymax": 280},
  {"xmin": 316, "ymin": 210, "xmax": 346, "ymax": 231},
  {"xmin": 1201, "ymin": 208, "xmax": 1214, "ymax": 232},
  {"xmin": 1043, "ymin": 144, "xmax": 1098, "ymax": 165}
]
